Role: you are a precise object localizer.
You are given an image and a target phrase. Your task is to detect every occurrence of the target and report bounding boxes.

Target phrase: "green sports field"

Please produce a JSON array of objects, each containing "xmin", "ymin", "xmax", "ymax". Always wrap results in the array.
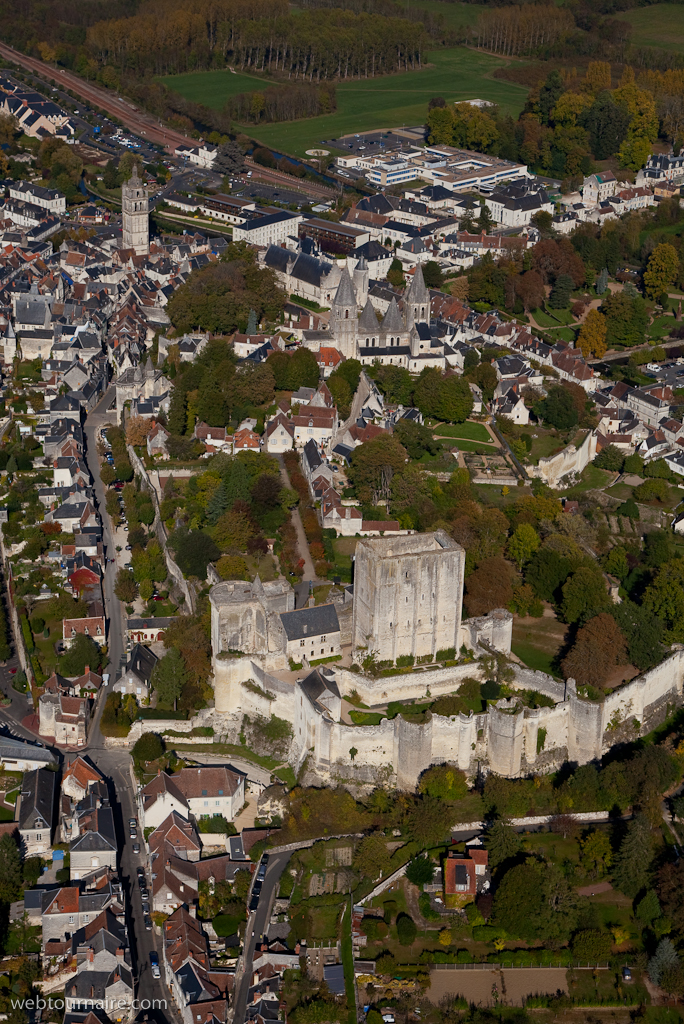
[
  {"xmin": 161, "ymin": 45, "xmax": 529, "ymax": 157},
  {"xmin": 614, "ymin": 4, "xmax": 684, "ymax": 52}
]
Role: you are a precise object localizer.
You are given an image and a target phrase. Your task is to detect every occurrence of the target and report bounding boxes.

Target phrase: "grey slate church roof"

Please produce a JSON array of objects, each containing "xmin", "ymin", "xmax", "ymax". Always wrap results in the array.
[
  {"xmin": 358, "ymin": 298, "xmax": 380, "ymax": 332},
  {"xmin": 332, "ymin": 266, "xmax": 356, "ymax": 306},
  {"xmin": 280, "ymin": 604, "xmax": 340, "ymax": 641}
]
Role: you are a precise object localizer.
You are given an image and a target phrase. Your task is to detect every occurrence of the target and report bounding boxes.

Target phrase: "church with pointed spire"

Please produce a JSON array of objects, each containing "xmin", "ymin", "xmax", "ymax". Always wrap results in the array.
[{"xmin": 305, "ymin": 261, "xmax": 445, "ymax": 371}]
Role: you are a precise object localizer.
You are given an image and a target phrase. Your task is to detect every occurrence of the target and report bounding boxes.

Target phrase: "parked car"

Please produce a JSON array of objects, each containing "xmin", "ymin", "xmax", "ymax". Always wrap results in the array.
[
  {"xmin": 144, "ymin": 915, "xmax": 152, "ymax": 931},
  {"xmin": 622, "ymin": 967, "xmax": 632, "ymax": 982},
  {"xmin": 132, "ymin": 843, "xmax": 140, "ymax": 854},
  {"xmin": 150, "ymin": 951, "xmax": 160, "ymax": 978}
]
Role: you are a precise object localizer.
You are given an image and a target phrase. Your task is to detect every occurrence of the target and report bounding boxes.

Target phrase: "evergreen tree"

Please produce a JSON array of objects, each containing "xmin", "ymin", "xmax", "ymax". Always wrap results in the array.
[
  {"xmin": 151, "ymin": 648, "xmax": 187, "ymax": 709},
  {"xmin": 649, "ymin": 938, "xmax": 679, "ymax": 985},
  {"xmin": 548, "ymin": 273, "xmax": 574, "ymax": 309},
  {"xmin": 196, "ymin": 379, "xmax": 226, "ymax": 428},
  {"xmin": 206, "ymin": 481, "xmax": 229, "ymax": 525},
  {"xmin": 224, "ymin": 460, "xmax": 251, "ymax": 505},
  {"xmin": 486, "ymin": 817, "xmax": 521, "ymax": 869},
  {"xmin": 246, "ymin": 309, "xmax": 258, "ymax": 334},
  {"xmin": 596, "ymin": 268, "xmax": 609, "ymax": 293},
  {"xmin": 613, "ymin": 813, "xmax": 653, "ymax": 898},
  {"xmin": 168, "ymin": 386, "xmax": 188, "ymax": 436},
  {"xmin": 0, "ymin": 833, "xmax": 22, "ymax": 902}
]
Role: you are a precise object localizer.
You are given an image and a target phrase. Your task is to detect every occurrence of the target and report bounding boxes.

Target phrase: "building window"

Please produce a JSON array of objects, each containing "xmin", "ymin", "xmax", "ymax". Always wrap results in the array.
[
  {"xmin": 202, "ymin": 789, "xmax": 207, "ymax": 796},
  {"xmin": 300, "ymin": 639, "xmax": 305, "ymax": 647},
  {"xmin": 321, "ymin": 635, "xmax": 326, "ymax": 643},
  {"xmin": 204, "ymin": 800, "xmax": 208, "ymax": 807},
  {"xmin": 36, "ymin": 833, "xmax": 42, "ymax": 842}
]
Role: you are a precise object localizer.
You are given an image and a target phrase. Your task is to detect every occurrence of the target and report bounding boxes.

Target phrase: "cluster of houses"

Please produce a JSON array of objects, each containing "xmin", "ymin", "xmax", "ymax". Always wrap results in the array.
[{"xmin": 0, "ymin": 73, "xmax": 78, "ymax": 142}]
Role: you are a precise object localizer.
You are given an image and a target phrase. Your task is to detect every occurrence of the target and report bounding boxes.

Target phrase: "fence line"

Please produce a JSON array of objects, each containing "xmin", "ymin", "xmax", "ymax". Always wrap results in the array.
[{"xmin": 432, "ymin": 962, "xmax": 610, "ymax": 970}]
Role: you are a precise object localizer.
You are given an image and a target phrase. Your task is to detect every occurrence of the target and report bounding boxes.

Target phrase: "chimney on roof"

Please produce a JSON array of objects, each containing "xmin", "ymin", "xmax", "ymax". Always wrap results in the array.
[
  {"xmin": 116, "ymin": 947, "xmax": 124, "ymax": 961},
  {"xmin": 87, "ymin": 949, "xmax": 94, "ymax": 967},
  {"xmin": 188, "ymin": 903, "xmax": 196, "ymax": 918}
]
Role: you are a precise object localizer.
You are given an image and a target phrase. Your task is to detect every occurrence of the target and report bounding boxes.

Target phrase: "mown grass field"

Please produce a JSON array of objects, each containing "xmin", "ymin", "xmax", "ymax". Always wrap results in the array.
[
  {"xmin": 162, "ymin": 46, "xmax": 529, "ymax": 156},
  {"xmin": 615, "ymin": 3, "xmax": 684, "ymax": 52}
]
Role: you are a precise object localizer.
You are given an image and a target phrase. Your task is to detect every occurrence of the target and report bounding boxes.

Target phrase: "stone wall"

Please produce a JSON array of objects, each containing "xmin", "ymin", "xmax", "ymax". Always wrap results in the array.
[
  {"xmin": 528, "ymin": 430, "xmax": 597, "ymax": 489},
  {"xmin": 127, "ymin": 444, "xmax": 195, "ymax": 613}
]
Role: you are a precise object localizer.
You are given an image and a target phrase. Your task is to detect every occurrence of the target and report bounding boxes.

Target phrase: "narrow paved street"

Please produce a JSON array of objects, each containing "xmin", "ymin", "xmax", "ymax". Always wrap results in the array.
[{"xmin": 80, "ymin": 388, "xmax": 175, "ymax": 1019}]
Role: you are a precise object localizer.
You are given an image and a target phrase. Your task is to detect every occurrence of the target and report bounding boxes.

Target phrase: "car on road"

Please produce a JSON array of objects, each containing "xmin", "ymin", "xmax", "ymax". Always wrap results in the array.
[
  {"xmin": 132, "ymin": 842, "xmax": 140, "ymax": 853},
  {"xmin": 142, "ymin": 901, "xmax": 150, "ymax": 914},
  {"xmin": 249, "ymin": 893, "xmax": 259, "ymax": 911},
  {"xmin": 150, "ymin": 951, "xmax": 160, "ymax": 978},
  {"xmin": 137, "ymin": 866, "xmax": 145, "ymax": 878},
  {"xmin": 129, "ymin": 818, "xmax": 137, "ymax": 829},
  {"xmin": 130, "ymin": 828, "xmax": 137, "ymax": 839},
  {"xmin": 141, "ymin": 887, "xmax": 149, "ymax": 900},
  {"xmin": 144, "ymin": 915, "xmax": 152, "ymax": 931}
]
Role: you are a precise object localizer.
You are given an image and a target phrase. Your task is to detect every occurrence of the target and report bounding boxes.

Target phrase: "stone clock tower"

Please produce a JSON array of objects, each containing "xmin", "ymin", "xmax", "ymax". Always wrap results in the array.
[{"xmin": 121, "ymin": 165, "xmax": 149, "ymax": 255}]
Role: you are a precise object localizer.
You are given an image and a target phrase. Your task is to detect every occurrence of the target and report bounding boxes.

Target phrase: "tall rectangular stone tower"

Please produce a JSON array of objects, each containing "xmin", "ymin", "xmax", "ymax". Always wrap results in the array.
[
  {"xmin": 121, "ymin": 165, "xmax": 149, "ymax": 255},
  {"xmin": 352, "ymin": 530, "xmax": 465, "ymax": 663}
]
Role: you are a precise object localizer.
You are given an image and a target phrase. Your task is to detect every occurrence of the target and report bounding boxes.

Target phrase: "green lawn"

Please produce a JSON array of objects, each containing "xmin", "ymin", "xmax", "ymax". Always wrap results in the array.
[
  {"xmin": 615, "ymin": 4, "xmax": 684, "ymax": 51},
  {"xmin": 606, "ymin": 482, "xmax": 636, "ymax": 501},
  {"xmin": 158, "ymin": 67, "xmax": 283, "ymax": 106},
  {"xmin": 511, "ymin": 642, "xmax": 557, "ymax": 677},
  {"xmin": 648, "ymin": 315, "xmax": 675, "ymax": 341},
  {"xmin": 162, "ymin": 46, "xmax": 528, "ymax": 156},
  {"xmin": 433, "ymin": 421, "xmax": 493, "ymax": 442},
  {"xmin": 559, "ymin": 464, "xmax": 613, "ymax": 496}
]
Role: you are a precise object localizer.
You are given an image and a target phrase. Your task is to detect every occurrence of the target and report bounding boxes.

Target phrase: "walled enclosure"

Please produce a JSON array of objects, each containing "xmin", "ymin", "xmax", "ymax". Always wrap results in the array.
[{"xmin": 203, "ymin": 647, "xmax": 684, "ymax": 792}]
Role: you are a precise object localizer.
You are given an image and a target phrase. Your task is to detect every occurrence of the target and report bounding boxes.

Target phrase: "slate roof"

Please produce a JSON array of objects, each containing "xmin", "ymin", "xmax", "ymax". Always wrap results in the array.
[
  {"xmin": 19, "ymin": 768, "xmax": 55, "ymax": 832},
  {"xmin": 280, "ymin": 604, "xmax": 340, "ymax": 641}
]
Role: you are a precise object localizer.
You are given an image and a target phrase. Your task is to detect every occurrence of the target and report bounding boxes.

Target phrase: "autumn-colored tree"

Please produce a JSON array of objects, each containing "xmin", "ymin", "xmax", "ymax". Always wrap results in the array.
[
  {"xmin": 644, "ymin": 242, "xmax": 680, "ymax": 300},
  {"xmin": 515, "ymin": 270, "xmax": 545, "ymax": 312},
  {"xmin": 583, "ymin": 60, "xmax": 612, "ymax": 96},
  {"xmin": 449, "ymin": 276, "xmax": 469, "ymax": 302},
  {"xmin": 508, "ymin": 522, "xmax": 540, "ymax": 570},
  {"xmin": 126, "ymin": 416, "xmax": 154, "ymax": 445},
  {"xmin": 577, "ymin": 309, "xmax": 608, "ymax": 359},
  {"xmin": 464, "ymin": 556, "xmax": 514, "ymax": 617},
  {"xmin": 561, "ymin": 612, "xmax": 627, "ymax": 687}
]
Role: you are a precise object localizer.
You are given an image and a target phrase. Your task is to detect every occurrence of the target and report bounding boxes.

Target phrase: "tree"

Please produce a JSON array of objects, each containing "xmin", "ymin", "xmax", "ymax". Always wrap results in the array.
[
  {"xmin": 617, "ymin": 497, "xmax": 640, "ymax": 520},
  {"xmin": 594, "ymin": 445, "xmax": 623, "ymax": 471},
  {"xmin": 354, "ymin": 833, "xmax": 392, "ymax": 881},
  {"xmin": 624, "ymin": 453, "xmax": 644, "ymax": 475},
  {"xmin": 561, "ymin": 567, "xmax": 611, "ymax": 625},
  {"xmin": 577, "ymin": 309, "xmax": 607, "ymax": 359},
  {"xmin": 387, "ymin": 258, "xmax": 404, "ymax": 288},
  {"xmin": 396, "ymin": 913, "xmax": 417, "ymax": 945},
  {"xmin": 508, "ymin": 523, "xmax": 540, "ymax": 570},
  {"xmin": 548, "ymin": 273, "xmax": 574, "ymax": 309},
  {"xmin": 649, "ymin": 938, "xmax": 680, "ymax": 985},
  {"xmin": 0, "ymin": 833, "xmax": 22, "ymax": 902},
  {"xmin": 406, "ymin": 797, "xmax": 450, "ymax": 846},
  {"xmin": 439, "ymin": 928, "xmax": 452, "ymax": 946},
  {"xmin": 609, "ymin": 601, "xmax": 663, "ymax": 671},
  {"xmin": 393, "ymin": 419, "xmax": 440, "ymax": 460},
  {"xmin": 347, "ymin": 435, "xmax": 408, "ymax": 504},
  {"xmin": 549, "ymin": 813, "xmax": 580, "ymax": 839},
  {"xmin": 580, "ymin": 93, "xmax": 631, "ymax": 159},
  {"xmin": 132, "ymin": 732, "xmax": 164, "ymax": 765},
  {"xmin": 214, "ymin": 508, "xmax": 255, "ymax": 551},
  {"xmin": 418, "ymin": 764, "xmax": 468, "ymax": 801},
  {"xmin": 486, "ymin": 817, "xmax": 520, "ymax": 869},
  {"xmin": 636, "ymin": 889, "xmax": 661, "ymax": 924},
  {"xmin": 644, "ymin": 559, "xmax": 684, "ymax": 641},
  {"xmin": 214, "ymin": 140, "xmax": 245, "ymax": 176},
  {"xmin": 100, "ymin": 464, "xmax": 116, "ymax": 486},
  {"xmin": 139, "ymin": 580, "xmax": 154, "ymax": 602},
  {"xmin": 60, "ymin": 633, "xmax": 102, "ymax": 675},
  {"xmin": 644, "ymin": 243, "xmax": 680, "ymax": 300},
  {"xmin": 406, "ymin": 856, "xmax": 434, "ymax": 887},
  {"xmin": 170, "ymin": 529, "xmax": 220, "ymax": 580},
  {"xmin": 151, "ymin": 648, "xmax": 186, "ymax": 708},
  {"xmin": 580, "ymin": 829, "xmax": 613, "ymax": 878},
  {"xmin": 661, "ymin": 962, "xmax": 684, "ymax": 1000},
  {"xmin": 422, "ymin": 261, "xmax": 443, "ymax": 288},
  {"xmin": 644, "ymin": 529, "xmax": 671, "ymax": 568},
  {"xmin": 571, "ymin": 929, "xmax": 612, "ymax": 962},
  {"xmin": 126, "ymin": 416, "xmax": 154, "ymax": 445},
  {"xmin": 464, "ymin": 556, "xmax": 514, "ymax": 617},
  {"xmin": 613, "ymin": 813, "xmax": 653, "ymax": 898},
  {"xmin": 561, "ymin": 612, "xmax": 627, "ymax": 687},
  {"xmin": 515, "ymin": 270, "xmax": 545, "ymax": 312},
  {"xmin": 602, "ymin": 291, "xmax": 649, "ymax": 349},
  {"xmin": 603, "ymin": 545, "xmax": 628, "ymax": 581},
  {"xmin": 536, "ymin": 385, "xmax": 578, "ymax": 429}
]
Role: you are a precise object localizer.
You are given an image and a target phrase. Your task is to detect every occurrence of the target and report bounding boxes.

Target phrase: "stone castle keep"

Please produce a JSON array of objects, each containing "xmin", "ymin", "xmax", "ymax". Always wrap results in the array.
[{"xmin": 196, "ymin": 531, "xmax": 684, "ymax": 790}]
